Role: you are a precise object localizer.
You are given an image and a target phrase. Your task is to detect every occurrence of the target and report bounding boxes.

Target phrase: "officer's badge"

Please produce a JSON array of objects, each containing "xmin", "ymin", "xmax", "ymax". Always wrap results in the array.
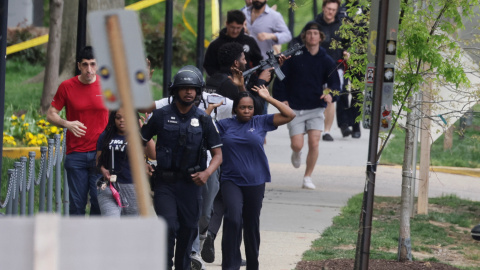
[{"xmin": 191, "ymin": 118, "xmax": 199, "ymax": 127}]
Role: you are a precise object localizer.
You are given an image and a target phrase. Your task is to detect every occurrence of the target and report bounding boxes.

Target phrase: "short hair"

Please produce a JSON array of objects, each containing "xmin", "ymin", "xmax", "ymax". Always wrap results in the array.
[
  {"xmin": 226, "ymin": 10, "xmax": 246, "ymax": 25},
  {"xmin": 77, "ymin": 46, "xmax": 95, "ymax": 62},
  {"xmin": 217, "ymin": 42, "xmax": 244, "ymax": 69},
  {"xmin": 322, "ymin": 0, "xmax": 341, "ymax": 8}
]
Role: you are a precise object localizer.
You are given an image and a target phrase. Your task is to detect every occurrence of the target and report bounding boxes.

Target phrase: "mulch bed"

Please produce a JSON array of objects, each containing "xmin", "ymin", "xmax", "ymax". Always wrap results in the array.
[{"xmin": 296, "ymin": 259, "xmax": 461, "ymax": 270}]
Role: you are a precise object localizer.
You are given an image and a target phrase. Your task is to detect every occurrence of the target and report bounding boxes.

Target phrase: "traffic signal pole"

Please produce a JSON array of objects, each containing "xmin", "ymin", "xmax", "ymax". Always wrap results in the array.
[{"xmin": 354, "ymin": 0, "xmax": 390, "ymax": 269}]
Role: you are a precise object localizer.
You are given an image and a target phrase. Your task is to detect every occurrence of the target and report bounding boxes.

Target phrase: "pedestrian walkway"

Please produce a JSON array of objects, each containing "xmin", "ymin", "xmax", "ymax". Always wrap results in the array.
[{"xmin": 203, "ymin": 106, "xmax": 480, "ymax": 270}]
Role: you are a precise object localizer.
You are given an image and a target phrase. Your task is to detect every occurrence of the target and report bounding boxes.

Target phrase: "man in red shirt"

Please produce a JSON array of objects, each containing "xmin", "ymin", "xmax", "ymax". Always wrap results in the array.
[{"xmin": 47, "ymin": 46, "xmax": 108, "ymax": 215}]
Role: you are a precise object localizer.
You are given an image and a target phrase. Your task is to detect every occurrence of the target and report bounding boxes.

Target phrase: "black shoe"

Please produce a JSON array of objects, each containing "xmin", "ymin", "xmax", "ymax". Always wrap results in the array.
[
  {"xmin": 340, "ymin": 125, "xmax": 352, "ymax": 137},
  {"xmin": 352, "ymin": 131, "xmax": 361, "ymax": 138},
  {"xmin": 241, "ymin": 259, "xmax": 246, "ymax": 266},
  {"xmin": 322, "ymin": 133, "xmax": 334, "ymax": 141},
  {"xmin": 201, "ymin": 232, "xmax": 215, "ymax": 263}
]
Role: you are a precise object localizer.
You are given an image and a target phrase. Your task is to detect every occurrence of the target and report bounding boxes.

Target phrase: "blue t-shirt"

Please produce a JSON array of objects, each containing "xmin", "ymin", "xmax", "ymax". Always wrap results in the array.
[
  {"xmin": 217, "ymin": 114, "xmax": 277, "ymax": 186},
  {"xmin": 96, "ymin": 132, "xmax": 132, "ymax": 184}
]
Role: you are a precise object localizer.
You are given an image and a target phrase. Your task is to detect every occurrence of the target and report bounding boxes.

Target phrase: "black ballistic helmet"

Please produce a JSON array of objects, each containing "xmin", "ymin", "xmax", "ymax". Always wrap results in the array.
[{"xmin": 169, "ymin": 65, "xmax": 205, "ymax": 97}]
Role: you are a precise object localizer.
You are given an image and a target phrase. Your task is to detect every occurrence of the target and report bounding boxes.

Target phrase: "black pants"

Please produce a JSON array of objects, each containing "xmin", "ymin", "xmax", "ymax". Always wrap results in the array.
[
  {"xmin": 221, "ymin": 181, "xmax": 265, "ymax": 270},
  {"xmin": 336, "ymin": 89, "xmax": 361, "ymax": 130},
  {"xmin": 154, "ymin": 179, "xmax": 202, "ymax": 270}
]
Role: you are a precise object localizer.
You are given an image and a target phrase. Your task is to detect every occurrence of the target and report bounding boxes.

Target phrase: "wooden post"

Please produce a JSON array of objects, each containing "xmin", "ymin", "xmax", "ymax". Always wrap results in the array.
[
  {"xmin": 417, "ymin": 85, "xmax": 431, "ymax": 214},
  {"xmin": 34, "ymin": 214, "xmax": 59, "ymax": 270},
  {"xmin": 105, "ymin": 15, "xmax": 155, "ymax": 217}
]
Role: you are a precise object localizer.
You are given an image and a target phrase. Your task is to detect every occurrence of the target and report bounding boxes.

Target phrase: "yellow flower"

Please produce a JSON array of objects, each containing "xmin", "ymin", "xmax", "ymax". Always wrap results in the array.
[
  {"xmin": 37, "ymin": 119, "xmax": 46, "ymax": 127},
  {"xmin": 11, "ymin": 115, "xmax": 17, "ymax": 120},
  {"xmin": 21, "ymin": 114, "xmax": 25, "ymax": 121},
  {"xmin": 23, "ymin": 123, "xmax": 29, "ymax": 128},
  {"xmin": 50, "ymin": 126, "xmax": 58, "ymax": 133},
  {"xmin": 37, "ymin": 139, "xmax": 43, "ymax": 145}
]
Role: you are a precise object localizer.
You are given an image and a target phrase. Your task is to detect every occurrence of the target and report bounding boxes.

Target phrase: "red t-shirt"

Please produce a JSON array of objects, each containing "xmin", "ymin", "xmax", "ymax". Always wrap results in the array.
[{"xmin": 51, "ymin": 75, "xmax": 108, "ymax": 154}]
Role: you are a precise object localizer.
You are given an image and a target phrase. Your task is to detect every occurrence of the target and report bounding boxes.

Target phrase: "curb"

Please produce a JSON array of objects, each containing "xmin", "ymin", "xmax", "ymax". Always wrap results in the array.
[
  {"xmin": 3, "ymin": 147, "xmax": 42, "ymax": 159},
  {"xmin": 380, "ymin": 164, "xmax": 480, "ymax": 178}
]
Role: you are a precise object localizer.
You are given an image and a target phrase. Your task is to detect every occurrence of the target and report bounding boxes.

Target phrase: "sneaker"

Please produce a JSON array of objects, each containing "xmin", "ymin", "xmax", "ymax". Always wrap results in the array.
[
  {"xmin": 291, "ymin": 151, "xmax": 301, "ymax": 168},
  {"xmin": 302, "ymin": 177, "xmax": 316, "ymax": 190},
  {"xmin": 191, "ymin": 252, "xmax": 206, "ymax": 270},
  {"xmin": 201, "ymin": 232, "xmax": 215, "ymax": 263},
  {"xmin": 322, "ymin": 133, "xmax": 334, "ymax": 141},
  {"xmin": 340, "ymin": 125, "xmax": 352, "ymax": 137}
]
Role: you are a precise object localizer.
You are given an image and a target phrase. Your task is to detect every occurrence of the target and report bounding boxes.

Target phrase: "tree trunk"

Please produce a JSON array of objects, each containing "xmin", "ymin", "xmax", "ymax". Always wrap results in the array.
[
  {"xmin": 418, "ymin": 86, "xmax": 432, "ymax": 215},
  {"xmin": 398, "ymin": 95, "xmax": 414, "ymax": 262},
  {"xmin": 57, "ymin": 0, "xmax": 125, "ymax": 85},
  {"xmin": 443, "ymin": 125, "xmax": 453, "ymax": 150},
  {"xmin": 40, "ymin": 0, "xmax": 63, "ymax": 113}
]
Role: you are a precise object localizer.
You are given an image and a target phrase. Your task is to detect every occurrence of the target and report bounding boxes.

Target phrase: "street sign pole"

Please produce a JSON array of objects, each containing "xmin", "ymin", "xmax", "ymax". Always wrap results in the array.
[
  {"xmin": 354, "ymin": 0, "xmax": 390, "ymax": 269},
  {"xmin": 104, "ymin": 14, "xmax": 155, "ymax": 217}
]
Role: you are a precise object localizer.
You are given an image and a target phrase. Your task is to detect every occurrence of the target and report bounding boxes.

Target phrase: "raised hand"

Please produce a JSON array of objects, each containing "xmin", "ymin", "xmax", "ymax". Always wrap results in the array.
[
  {"xmin": 251, "ymin": 85, "xmax": 271, "ymax": 100},
  {"xmin": 228, "ymin": 67, "xmax": 245, "ymax": 87}
]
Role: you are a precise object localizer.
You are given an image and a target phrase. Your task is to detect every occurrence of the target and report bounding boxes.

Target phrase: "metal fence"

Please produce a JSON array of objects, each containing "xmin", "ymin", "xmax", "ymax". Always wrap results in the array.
[{"xmin": 1, "ymin": 132, "xmax": 69, "ymax": 216}]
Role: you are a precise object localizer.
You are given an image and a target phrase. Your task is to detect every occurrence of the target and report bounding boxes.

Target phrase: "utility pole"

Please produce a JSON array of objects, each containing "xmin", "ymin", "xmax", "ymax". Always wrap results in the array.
[
  {"xmin": 354, "ymin": 0, "xmax": 390, "ymax": 268},
  {"xmin": 75, "ymin": 0, "xmax": 87, "ymax": 75},
  {"xmin": 196, "ymin": 0, "xmax": 205, "ymax": 72},
  {"xmin": 163, "ymin": 0, "xmax": 173, "ymax": 97}
]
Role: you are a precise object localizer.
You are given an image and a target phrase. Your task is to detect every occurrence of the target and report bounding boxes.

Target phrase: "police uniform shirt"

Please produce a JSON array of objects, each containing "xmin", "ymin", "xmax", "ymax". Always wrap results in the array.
[{"xmin": 141, "ymin": 103, "xmax": 222, "ymax": 174}]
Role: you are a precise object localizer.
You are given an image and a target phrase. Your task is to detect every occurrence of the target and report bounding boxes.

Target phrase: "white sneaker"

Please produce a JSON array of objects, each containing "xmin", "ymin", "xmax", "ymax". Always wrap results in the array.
[
  {"xmin": 191, "ymin": 252, "xmax": 206, "ymax": 270},
  {"xmin": 302, "ymin": 177, "xmax": 316, "ymax": 190},
  {"xmin": 291, "ymin": 151, "xmax": 301, "ymax": 168}
]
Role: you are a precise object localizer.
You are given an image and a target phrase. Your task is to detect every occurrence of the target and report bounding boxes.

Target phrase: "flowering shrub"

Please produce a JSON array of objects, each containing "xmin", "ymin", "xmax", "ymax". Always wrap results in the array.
[{"xmin": 3, "ymin": 113, "xmax": 63, "ymax": 147}]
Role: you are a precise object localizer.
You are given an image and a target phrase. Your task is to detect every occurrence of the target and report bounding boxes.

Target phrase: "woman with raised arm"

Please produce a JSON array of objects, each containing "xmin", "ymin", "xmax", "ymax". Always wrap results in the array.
[{"xmin": 211, "ymin": 84, "xmax": 295, "ymax": 270}]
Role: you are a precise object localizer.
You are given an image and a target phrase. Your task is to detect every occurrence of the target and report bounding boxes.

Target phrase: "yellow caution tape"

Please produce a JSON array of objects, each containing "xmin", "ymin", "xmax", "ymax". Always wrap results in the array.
[
  {"xmin": 125, "ymin": 0, "xmax": 165, "ymax": 11},
  {"xmin": 6, "ymin": 0, "xmax": 211, "ymax": 55},
  {"xmin": 182, "ymin": 0, "xmax": 210, "ymax": 48},
  {"xmin": 6, "ymin": 34, "xmax": 49, "ymax": 55}
]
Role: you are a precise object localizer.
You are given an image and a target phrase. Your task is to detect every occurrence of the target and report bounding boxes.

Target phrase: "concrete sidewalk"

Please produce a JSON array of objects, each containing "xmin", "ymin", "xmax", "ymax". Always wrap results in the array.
[{"xmin": 202, "ymin": 108, "xmax": 480, "ymax": 270}]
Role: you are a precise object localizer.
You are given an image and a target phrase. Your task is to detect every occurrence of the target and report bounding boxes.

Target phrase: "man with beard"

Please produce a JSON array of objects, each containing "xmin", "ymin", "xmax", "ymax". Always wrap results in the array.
[
  {"xmin": 242, "ymin": 0, "xmax": 292, "ymax": 60},
  {"xmin": 204, "ymin": 42, "xmax": 272, "ymax": 114},
  {"xmin": 203, "ymin": 10, "xmax": 262, "ymax": 77},
  {"xmin": 141, "ymin": 66, "xmax": 223, "ymax": 270}
]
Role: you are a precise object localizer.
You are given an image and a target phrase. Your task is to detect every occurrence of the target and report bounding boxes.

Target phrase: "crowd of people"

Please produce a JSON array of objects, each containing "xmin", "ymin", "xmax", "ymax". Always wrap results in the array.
[{"xmin": 46, "ymin": 1, "xmax": 363, "ymax": 269}]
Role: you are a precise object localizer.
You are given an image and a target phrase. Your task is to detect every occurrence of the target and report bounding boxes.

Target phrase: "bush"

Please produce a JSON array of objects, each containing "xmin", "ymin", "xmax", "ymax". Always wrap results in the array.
[
  {"xmin": 142, "ymin": 22, "xmax": 196, "ymax": 69},
  {"xmin": 6, "ymin": 25, "xmax": 47, "ymax": 65}
]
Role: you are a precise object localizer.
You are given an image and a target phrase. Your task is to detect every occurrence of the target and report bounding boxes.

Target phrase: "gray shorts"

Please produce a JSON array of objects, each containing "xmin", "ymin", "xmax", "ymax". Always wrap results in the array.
[{"xmin": 287, "ymin": 108, "xmax": 325, "ymax": 137}]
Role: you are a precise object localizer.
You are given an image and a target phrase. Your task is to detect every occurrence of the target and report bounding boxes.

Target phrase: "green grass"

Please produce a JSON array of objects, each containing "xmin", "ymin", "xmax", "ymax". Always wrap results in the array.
[
  {"xmin": 380, "ymin": 105, "xmax": 480, "ymax": 168},
  {"xmin": 302, "ymin": 194, "xmax": 480, "ymax": 269},
  {"xmin": 4, "ymin": 60, "xmax": 44, "ymax": 111}
]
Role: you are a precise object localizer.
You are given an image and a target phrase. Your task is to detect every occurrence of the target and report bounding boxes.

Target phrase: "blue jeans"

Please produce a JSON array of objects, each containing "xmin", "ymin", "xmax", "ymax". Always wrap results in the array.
[{"xmin": 64, "ymin": 151, "xmax": 101, "ymax": 215}]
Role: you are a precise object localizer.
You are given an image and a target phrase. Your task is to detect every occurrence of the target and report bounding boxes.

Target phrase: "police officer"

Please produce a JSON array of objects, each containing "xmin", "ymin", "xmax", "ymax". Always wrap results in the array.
[{"xmin": 141, "ymin": 66, "xmax": 223, "ymax": 270}]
